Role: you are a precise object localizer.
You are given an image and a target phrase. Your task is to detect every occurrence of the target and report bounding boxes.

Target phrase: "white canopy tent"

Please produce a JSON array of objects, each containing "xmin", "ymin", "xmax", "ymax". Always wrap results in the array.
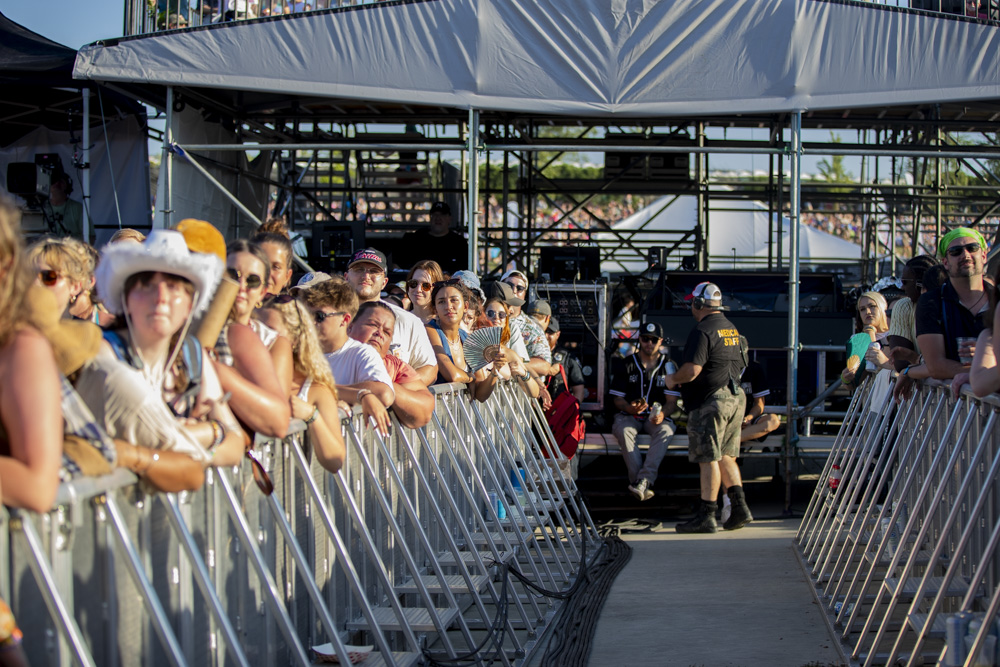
[{"xmin": 598, "ymin": 194, "xmax": 862, "ymax": 274}]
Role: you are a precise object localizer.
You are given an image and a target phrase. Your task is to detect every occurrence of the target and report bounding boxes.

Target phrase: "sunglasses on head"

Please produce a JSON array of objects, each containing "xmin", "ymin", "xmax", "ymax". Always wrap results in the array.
[
  {"xmin": 503, "ymin": 281, "xmax": 527, "ymax": 294},
  {"xmin": 314, "ymin": 310, "xmax": 346, "ymax": 324},
  {"xmin": 38, "ymin": 269, "xmax": 60, "ymax": 286},
  {"xmin": 226, "ymin": 268, "xmax": 263, "ymax": 290},
  {"xmin": 433, "ymin": 278, "xmax": 462, "ymax": 288},
  {"xmin": 245, "ymin": 449, "xmax": 274, "ymax": 496},
  {"xmin": 485, "ymin": 309, "xmax": 507, "ymax": 320},
  {"xmin": 407, "ymin": 280, "xmax": 432, "ymax": 292},
  {"xmin": 947, "ymin": 242, "xmax": 982, "ymax": 257},
  {"xmin": 263, "ymin": 293, "xmax": 295, "ymax": 306}
]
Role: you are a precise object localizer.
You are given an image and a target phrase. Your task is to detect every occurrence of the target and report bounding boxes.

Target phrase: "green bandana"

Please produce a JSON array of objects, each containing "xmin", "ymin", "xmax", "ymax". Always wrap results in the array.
[{"xmin": 938, "ymin": 227, "xmax": 988, "ymax": 258}]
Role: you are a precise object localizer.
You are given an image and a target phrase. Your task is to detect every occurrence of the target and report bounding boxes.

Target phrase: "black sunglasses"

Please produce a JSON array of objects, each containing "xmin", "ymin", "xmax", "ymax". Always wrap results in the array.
[
  {"xmin": 245, "ymin": 449, "xmax": 274, "ymax": 496},
  {"xmin": 314, "ymin": 310, "xmax": 346, "ymax": 324},
  {"xmin": 38, "ymin": 269, "xmax": 60, "ymax": 286},
  {"xmin": 503, "ymin": 281, "xmax": 527, "ymax": 294},
  {"xmin": 433, "ymin": 278, "xmax": 462, "ymax": 288},
  {"xmin": 946, "ymin": 242, "xmax": 982, "ymax": 257},
  {"xmin": 639, "ymin": 335, "xmax": 661, "ymax": 343},
  {"xmin": 263, "ymin": 293, "xmax": 295, "ymax": 306},
  {"xmin": 226, "ymin": 268, "xmax": 263, "ymax": 290}
]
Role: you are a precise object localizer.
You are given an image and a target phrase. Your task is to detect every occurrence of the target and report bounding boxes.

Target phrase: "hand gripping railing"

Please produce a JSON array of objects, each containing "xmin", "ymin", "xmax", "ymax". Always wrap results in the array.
[
  {"xmin": 6, "ymin": 379, "xmax": 597, "ymax": 666},
  {"xmin": 795, "ymin": 374, "xmax": 1000, "ymax": 667}
]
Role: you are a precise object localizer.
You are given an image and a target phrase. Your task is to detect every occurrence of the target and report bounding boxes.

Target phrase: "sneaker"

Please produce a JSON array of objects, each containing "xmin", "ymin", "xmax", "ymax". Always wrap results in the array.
[
  {"xmin": 628, "ymin": 479, "xmax": 649, "ymax": 501},
  {"xmin": 642, "ymin": 485, "xmax": 655, "ymax": 502}
]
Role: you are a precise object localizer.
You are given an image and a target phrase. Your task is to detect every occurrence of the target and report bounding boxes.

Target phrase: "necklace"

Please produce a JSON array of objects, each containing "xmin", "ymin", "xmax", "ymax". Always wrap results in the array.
[{"xmin": 966, "ymin": 291, "xmax": 987, "ymax": 312}]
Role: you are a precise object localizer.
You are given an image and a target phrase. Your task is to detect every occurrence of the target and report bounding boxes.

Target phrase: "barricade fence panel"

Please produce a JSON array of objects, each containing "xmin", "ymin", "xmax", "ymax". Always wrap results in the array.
[
  {"xmin": 795, "ymin": 374, "xmax": 1000, "ymax": 667},
  {"xmin": 6, "ymin": 381, "xmax": 598, "ymax": 667}
]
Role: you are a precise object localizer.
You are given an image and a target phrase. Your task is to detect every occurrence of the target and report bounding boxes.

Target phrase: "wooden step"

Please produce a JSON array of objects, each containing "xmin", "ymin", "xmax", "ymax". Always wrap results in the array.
[
  {"xmin": 394, "ymin": 574, "xmax": 491, "ymax": 595},
  {"xmin": 345, "ymin": 606, "xmax": 459, "ymax": 632}
]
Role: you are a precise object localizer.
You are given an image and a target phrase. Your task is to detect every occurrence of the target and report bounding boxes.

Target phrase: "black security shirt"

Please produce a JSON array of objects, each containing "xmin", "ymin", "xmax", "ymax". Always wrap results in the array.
[
  {"xmin": 914, "ymin": 281, "xmax": 993, "ymax": 362},
  {"xmin": 679, "ymin": 312, "xmax": 745, "ymax": 409},
  {"xmin": 609, "ymin": 353, "xmax": 681, "ymax": 417},
  {"xmin": 549, "ymin": 348, "xmax": 585, "ymax": 401}
]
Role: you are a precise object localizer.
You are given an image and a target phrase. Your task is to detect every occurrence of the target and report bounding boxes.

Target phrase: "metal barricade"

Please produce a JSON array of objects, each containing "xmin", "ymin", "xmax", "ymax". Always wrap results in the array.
[
  {"xmin": 6, "ymin": 381, "xmax": 599, "ymax": 666},
  {"xmin": 795, "ymin": 373, "xmax": 1000, "ymax": 666}
]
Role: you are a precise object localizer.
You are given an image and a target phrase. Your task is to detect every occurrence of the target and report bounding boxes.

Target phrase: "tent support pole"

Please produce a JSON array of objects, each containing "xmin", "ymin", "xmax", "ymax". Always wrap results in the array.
[
  {"xmin": 785, "ymin": 110, "xmax": 803, "ymax": 515},
  {"xmin": 82, "ymin": 87, "xmax": 91, "ymax": 242},
  {"xmin": 467, "ymin": 108, "xmax": 480, "ymax": 272},
  {"xmin": 161, "ymin": 86, "xmax": 174, "ymax": 229}
]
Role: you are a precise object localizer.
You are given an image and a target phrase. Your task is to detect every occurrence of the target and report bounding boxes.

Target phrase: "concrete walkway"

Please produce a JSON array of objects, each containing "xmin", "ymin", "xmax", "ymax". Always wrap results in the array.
[{"xmin": 588, "ymin": 508, "xmax": 843, "ymax": 667}]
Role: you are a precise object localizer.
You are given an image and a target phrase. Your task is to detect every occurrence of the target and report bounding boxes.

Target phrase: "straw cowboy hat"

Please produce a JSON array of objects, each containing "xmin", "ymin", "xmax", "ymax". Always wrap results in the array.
[{"xmin": 97, "ymin": 229, "xmax": 223, "ymax": 317}]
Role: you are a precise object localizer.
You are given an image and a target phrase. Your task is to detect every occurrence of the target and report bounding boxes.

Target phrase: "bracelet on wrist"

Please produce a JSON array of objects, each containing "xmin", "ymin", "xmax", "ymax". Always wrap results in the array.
[
  {"xmin": 304, "ymin": 406, "xmax": 320, "ymax": 425},
  {"xmin": 209, "ymin": 419, "xmax": 225, "ymax": 449},
  {"xmin": 356, "ymin": 388, "xmax": 373, "ymax": 401}
]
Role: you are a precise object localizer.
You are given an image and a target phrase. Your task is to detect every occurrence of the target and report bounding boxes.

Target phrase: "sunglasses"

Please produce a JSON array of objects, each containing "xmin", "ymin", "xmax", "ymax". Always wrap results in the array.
[
  {"xmin": 407, "ymin": 280, "xmax": 433, "ymax": 292},
  {"xmin": 946, "ymin": 242, "xmax": 982, "ymax": 257},
  {"xmin": 227, "ymin": 268, "xmax": 263, "ymax": 290},
  {"xmin": 245, "ymin": 449, "xmax": 274, "ymax": 496},
  {"xmin": 639, "ymin": 335, "xmax": 661, "ymax": 344},
  {"xmin": 314, "ymin": 310, "xmax": 346, "ymax": 324},
  {"xmin": 503, "ymin": 281, "xmax": 527, "ymax": 294},
  {"xmin": 38, "ymin": 269, "xmax": 61, "ymax": 286},
  {"xmin": 433, "ymin": 278, "xmax": 462, "ymax": 288},
  {"xmin": 485, "ymin": 309, "xmax": 508, "ymax": 320},
  {"xmin": 263, "ymin": 293, "xmax": 295, "ymax": 306}
]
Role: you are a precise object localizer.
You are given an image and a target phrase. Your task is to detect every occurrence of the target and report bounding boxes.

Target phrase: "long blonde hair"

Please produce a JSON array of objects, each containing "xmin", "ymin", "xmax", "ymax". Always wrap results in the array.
[
  {"xmin": 261, "ymin": 298, "xmax": 337, "ymax": 393},
  {"xmin": 0, "ymin": 201, "xmax": 31, "ymax": 347},
  {"xmin": 858, "ymin": 291, "xmax": 889, "ymax": 333}
]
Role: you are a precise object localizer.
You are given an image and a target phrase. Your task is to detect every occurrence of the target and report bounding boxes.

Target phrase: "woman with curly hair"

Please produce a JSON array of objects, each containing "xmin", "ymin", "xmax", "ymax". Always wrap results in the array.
[
  {"xmin": 26, "ymin": 236, "xmax": 89, "ymax": 319},
  {"xmin": 257, "ymin": 296, "xmax": 345, "ymax": 473}
]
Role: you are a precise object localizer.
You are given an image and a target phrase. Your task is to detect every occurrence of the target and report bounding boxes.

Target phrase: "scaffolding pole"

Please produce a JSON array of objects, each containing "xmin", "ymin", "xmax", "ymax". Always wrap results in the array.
[{"xmin": 786, "ymin": 111, "xmax": 803, "ymax": 514}]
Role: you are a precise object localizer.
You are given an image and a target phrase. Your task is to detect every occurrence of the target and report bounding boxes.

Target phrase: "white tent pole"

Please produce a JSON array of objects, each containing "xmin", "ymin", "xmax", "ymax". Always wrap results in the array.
[
  {"xmin": 467, "ymin": 108, "xmax": 480, "ymax": 272},
  {"xmin": 785, "ymin": 110, "xmax": 803, "ymax": 513},
  {"xmin": 161, "ymin": 86, "xmax": 174, "ymax": 229},
  {"xmin": 81, "ymin": 88, "xmax": 91, "ymax": 243}
]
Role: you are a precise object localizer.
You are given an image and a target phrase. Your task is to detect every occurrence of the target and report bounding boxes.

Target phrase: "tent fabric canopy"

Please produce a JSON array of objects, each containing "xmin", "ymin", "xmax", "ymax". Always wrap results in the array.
[
  {"xmin": 0, "ymin": 10, "xmax": 76, "ymax": 85},
  {"xmin": 74, "ymin": 0, "xmax": 1000, "ymax": 117},
  {"xmin": 599, "ymin": 193, "xmax": 862, "ymax": 274}
]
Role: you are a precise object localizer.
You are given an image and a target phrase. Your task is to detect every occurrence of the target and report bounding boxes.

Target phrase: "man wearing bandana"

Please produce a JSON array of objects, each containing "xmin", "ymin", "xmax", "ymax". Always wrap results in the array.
[{"xmin": 894, "ymin": 227, "xmax": 993, "ymax": 401}]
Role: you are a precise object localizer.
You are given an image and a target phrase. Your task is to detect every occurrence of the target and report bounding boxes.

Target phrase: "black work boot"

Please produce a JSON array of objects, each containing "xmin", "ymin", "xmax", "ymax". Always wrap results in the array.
[
  {"xmin": 675, "ymin": 500, "xmax": 718, "ymax": 534},
  {"xmin": 723, "ymin": 486, "xmax": 753, "ymax": 531}
]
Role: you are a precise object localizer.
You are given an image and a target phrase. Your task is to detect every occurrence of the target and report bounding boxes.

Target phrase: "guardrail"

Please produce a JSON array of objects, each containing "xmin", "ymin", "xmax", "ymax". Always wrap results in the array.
[
  {"xmin": 5, "ymin": 381, "xmax": 599, "ymax": 667},
  {"xmin": 795, "ymin": 374, "xmax": 1000, "ymax": 666}
]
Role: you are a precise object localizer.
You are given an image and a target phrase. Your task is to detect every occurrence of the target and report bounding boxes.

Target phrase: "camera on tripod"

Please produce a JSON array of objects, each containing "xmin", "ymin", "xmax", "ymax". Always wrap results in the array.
[{"xmin": 6, "ymin": 153, "xmax": 66, "ymax": 209}]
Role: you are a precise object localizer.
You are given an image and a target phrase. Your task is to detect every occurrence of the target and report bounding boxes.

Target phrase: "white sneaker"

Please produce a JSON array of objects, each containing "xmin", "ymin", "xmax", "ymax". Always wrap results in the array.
[{"xmin": 628, "ymin": 479, "xmax": 649, "ymax": 501}]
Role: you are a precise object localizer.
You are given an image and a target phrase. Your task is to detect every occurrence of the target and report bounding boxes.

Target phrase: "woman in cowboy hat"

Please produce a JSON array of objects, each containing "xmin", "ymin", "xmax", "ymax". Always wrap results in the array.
[{"xmin": 87, "ymin": 229, "xmax": 246, "ymax": 473}]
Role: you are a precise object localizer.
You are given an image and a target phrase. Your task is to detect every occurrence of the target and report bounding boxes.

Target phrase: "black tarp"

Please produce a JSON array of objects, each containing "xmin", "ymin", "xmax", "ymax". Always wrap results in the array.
[{"xmin": 0, "ymin": 11, "xmax": 143, "ymax": 147}]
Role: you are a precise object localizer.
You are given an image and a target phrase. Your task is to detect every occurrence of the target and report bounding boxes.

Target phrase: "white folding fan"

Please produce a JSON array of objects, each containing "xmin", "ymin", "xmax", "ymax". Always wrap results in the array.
[{"xmin": 464, "ymin": 318, "xmax": 523, "ymax": 373}]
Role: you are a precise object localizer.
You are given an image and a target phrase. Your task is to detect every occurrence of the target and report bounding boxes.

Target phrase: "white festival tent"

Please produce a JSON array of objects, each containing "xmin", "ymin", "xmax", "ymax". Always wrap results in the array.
[{"xmin": 598, "ymin": 194, "xmax": 862, "ymax": 274}]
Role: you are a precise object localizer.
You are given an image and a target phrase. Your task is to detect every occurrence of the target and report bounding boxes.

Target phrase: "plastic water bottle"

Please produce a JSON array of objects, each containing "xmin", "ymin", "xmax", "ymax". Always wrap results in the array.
[
  {"xmin": 648, "ymin": 402, "xmax": 662, "ymax": 420},
  {"xmin": 829, "ymin": 465, "xmax": 842, "ymax": 492}
]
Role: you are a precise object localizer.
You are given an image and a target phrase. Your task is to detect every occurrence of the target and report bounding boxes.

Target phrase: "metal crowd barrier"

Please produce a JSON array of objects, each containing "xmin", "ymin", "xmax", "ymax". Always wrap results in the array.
[
  {"xmin": 4, "ymin": 381, "xmax": 599, "ymax": 667},
  {"xmin": 795, "ymin": 373, "xmax": 1000, "ymax": 666}
]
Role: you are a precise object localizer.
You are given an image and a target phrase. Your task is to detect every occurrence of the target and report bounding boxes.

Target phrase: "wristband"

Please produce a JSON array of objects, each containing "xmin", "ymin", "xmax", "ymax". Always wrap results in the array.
[
  {"xmin": 304, "ymin": 406, "xmax": 320, "ymax": 425},
  {"xmin": 902, "ymin": 366, "xmax": 911, "ymax": 377},
  {"xmin": 210, "ymin": 419, "xmax": 225, "ymax": 449},
  {"xmin": 356, "ymin": 388, "xmax": 373, "ymax": 401}
]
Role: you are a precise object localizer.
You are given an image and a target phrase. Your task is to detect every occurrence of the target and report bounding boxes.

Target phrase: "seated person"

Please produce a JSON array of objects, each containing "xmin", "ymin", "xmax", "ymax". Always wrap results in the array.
[
  {"xmin": 256, "ymin": 296, "xmax": 346, "ymax": 473},
  {"xmin": 298, "ymin": 278, "xmax": 395, "ymax": 436},
  {"xmin": 608, "ymin": 322, "xmax": 680, "ymax": 502},
  {"xmin": 347, "ymin": 301, "xmax": 434, "ymax": 429},
  {"xmin": 895, "ymin": 228, "xmax": 994, "ymax": 400},
  {"xmin": 83, "ymin": 230, "xmax": 247, "ymax": 484},
  {"xmin": 738, "ymin": 349, "xmax": 781, "ymax": 445}
]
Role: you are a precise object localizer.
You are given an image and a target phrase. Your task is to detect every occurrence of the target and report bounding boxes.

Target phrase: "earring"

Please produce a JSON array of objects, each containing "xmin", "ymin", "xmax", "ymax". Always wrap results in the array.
[{"xmin": 70, "ymin": 294, "xmax": 79, "ymax": 305}]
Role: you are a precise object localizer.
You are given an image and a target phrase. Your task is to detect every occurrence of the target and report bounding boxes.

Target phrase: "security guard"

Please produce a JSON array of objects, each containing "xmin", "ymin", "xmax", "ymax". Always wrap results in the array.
[{"xmin": 666, "ymin": 282, "xmax": 751, "ymax": 533}]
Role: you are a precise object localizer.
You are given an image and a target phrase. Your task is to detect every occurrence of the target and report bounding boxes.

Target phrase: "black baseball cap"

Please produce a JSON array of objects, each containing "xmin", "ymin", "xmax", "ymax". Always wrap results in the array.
[
  {"xmin": 430, "ymin": 201, "xmax": 451, "ymax": 215},
  {"xmin": 546, "ymin": 316, "xmax": 560, "ymax": 333},
  {"xmin": 482, "ymin": 280, "xmax": 525, "ymax": 307},
  {"xmin": 639, "ymin": 321, "xmax": 664, "ymax": 339},
  {"xmin": 348, "ymin": 248, "xmax": 388, "ymax": 273}
]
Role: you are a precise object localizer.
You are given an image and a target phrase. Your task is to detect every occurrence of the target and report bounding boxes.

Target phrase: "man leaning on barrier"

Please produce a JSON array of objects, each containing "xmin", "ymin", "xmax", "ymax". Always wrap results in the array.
[
  {"xmin": 894, "ymin": 228, "xmax": 993, "ymax": 402},
  {"xmin": 666, "ymin": 282, "xmax": 751, "ymax": 534}
]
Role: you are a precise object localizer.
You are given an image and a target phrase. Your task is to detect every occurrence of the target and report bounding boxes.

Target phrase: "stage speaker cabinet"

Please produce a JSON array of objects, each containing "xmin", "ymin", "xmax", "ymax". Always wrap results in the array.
[
  {"xmin": 535, "ymin": 282, "xmax": 608, "ymax": 411},
  {"xmin": 603, "ymin": 152, "xmax": 647, "ymax": 180}
]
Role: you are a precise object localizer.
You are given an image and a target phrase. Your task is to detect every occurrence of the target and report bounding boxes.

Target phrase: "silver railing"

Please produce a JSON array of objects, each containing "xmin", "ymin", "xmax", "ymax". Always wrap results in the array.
[
  {"xmin": 123, "ymin": 0, "xmax": 999, "ymax": 37},
  {"xmin": 5, "ymin": 381, "xmax": 599, "ymax": 667},
  {"xmin": 795, "ymin": 373, "xmax": 1000, "ymax": 666}
]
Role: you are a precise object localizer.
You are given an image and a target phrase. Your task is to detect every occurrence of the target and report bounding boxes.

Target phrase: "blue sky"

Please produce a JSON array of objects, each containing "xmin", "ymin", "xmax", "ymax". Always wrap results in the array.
[{"xmin": 4, "ymin": 1, "xmax": 124, "ymax": 48}]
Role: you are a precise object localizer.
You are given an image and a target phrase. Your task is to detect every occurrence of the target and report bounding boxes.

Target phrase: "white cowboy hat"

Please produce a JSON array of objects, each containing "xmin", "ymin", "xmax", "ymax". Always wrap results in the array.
[{"xmin": 97, "ymin": 229, "xmax": 223, "ymax": 317}]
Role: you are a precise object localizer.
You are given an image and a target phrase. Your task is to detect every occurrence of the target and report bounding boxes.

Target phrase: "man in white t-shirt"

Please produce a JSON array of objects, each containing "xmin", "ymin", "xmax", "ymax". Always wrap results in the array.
[
  {"xmin": 343, "ymin": 248, "xmax": 438, "ymax": 386},
  {"xmin": 297, "ymin": 278, "xmax": 394, "ymax": 436}
]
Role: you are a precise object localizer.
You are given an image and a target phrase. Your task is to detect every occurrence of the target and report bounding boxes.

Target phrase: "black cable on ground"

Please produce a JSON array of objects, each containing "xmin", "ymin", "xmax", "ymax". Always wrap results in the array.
[{"xmin": 538, "ymin": 525, "xmax": 633, "ymax": 667}]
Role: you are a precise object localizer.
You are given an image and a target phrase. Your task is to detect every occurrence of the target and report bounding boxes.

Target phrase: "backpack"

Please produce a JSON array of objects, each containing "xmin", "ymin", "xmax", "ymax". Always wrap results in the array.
[{"xmin": 544, "ymin": 365, "xmax": 585, "ymax": 459}]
